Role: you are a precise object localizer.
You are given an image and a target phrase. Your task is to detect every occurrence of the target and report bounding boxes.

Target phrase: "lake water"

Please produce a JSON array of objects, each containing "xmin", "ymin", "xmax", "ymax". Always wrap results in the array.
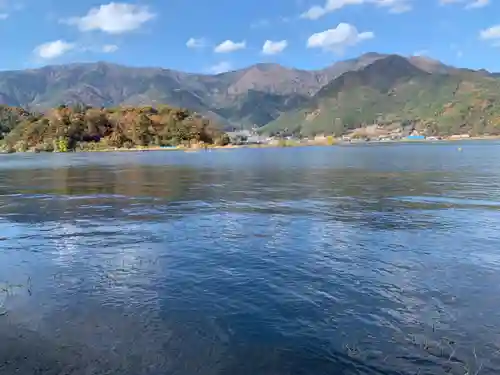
[{"xmin": 1, "ymin": 143, "xmax": 500, "ymax": 375}]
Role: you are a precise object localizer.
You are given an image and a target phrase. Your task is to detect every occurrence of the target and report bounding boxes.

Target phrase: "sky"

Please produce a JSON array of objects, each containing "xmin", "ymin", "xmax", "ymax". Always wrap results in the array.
[{"xmin": 0, "ymin": 0, "xmax": 500, "ymax": 73}]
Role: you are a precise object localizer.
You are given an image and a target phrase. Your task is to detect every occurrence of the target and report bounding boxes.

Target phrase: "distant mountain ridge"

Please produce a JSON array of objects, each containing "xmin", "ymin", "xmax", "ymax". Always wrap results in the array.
[
  {"xmin": 0, "ymin": 53, "xmax": 499, "ymax": 134},
  {"xmin": 263, "ymin": 55, "xmax": 500, "ymax": 136}
]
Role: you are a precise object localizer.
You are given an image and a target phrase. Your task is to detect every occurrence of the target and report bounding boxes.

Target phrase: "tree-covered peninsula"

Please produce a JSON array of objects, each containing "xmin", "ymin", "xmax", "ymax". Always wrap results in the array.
[{"xmin": 0, "ymin": 104, "xmax": 228, "ymax": 153}]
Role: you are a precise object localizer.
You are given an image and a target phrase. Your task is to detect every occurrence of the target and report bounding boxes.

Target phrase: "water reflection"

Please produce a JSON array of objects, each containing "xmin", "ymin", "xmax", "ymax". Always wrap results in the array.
[{"xmin": 1, "ymin": 145, "xmax": 500, "ymax": 374}]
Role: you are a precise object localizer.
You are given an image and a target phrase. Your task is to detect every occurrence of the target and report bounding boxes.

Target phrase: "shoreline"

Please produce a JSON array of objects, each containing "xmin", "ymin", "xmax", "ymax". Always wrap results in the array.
[
  {"xmin": 1, "ymin": 136, "xmax": 500, "ymax": 155},
  {"xmin": 87, "ymin": 136, "xmax": 500, "ymax": 152}
]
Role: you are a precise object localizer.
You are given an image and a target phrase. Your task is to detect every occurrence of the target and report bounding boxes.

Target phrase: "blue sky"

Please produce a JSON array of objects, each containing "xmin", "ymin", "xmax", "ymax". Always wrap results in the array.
[{"xmin": 0, "ymin": 0, "xmax": 499, "ymax": 73}]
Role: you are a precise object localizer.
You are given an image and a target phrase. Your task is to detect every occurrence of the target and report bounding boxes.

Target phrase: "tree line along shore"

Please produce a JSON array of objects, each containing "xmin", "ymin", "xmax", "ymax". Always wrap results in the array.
[{"xmin": 0, "ymin": 104, "xmax": 230, "ymax": 153}]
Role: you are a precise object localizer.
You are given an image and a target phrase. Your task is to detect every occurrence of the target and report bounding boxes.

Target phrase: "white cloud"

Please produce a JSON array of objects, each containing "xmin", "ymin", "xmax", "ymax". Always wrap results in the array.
[
  {"xmin": 186, "ymin": 37, "xmax": 207, "ymax": 49},
  {"xmin": 480, "ymin": 25, "xmax": 500, "ymax": 40},
  {"xmin": 440, "ymin": 0, "xmax": 490, "ymax": 8},
  {"xmin": 376, "ymin": 0, "xmax": 412, "ymax": 13},
  {"xmin": 480, "ymin": 25, "xmax": 500, "ymax": 46},
  {"xmin": 301, "ymin": 5, "xmax": 328, "ymax": 20},
  {"xmin": 466, "ymin": 0, "xmax": 489, "ymax": 8},
  {"xmin": 307, "ymin": 23, "xmax": 374, "ymax": 53},
  {"xmin": 0, "ymin": 13, "xmax": 7, "ymax": 19},
  {"xmin": 301, "ymin": 0, "xmax": 410, "ymax": 19},
  {"xmin": 102, "ymin": 44, "xmax": 119, "ymax": 53},
  {"xmin": 34, "ymin": 40, "xmax": 75, "ymax": 60},
  {"xmin": 63, "ymin": 2, "xmax": 155, "ymax": 34},
  {"xmin": 301, "ymin": 0, "xmax": 364, "ymax": 20},
  {"xmin": 262, "ymin": 40, "xmax": 288, "ymax": 55},
  {"xmin": 214, "ymin": 40, "xmax": 246, "ymax": 53},
  {"xmin": 208, "ymin": 61, "xmax": 233, "ymax": 74}
]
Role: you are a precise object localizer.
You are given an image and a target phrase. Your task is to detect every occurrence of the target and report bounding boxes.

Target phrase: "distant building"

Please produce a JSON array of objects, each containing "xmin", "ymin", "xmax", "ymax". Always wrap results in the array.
[
  {"xmin": 227, "ymin": 130, "xmax": 251, "ymax": 144},
  {"xmin": 246, "ymin": 135, "xmax": 267, "ymax": 144},
  {"xmin": 226, "ymin": 130, "xmax": 268, "ymax": 145}
]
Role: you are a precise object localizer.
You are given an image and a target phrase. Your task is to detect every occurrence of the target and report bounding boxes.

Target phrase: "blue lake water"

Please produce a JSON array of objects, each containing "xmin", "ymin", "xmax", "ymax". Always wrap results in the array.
[{"xmin": 1, "ymin": 143, "xmax": 500, "ymax": 374}]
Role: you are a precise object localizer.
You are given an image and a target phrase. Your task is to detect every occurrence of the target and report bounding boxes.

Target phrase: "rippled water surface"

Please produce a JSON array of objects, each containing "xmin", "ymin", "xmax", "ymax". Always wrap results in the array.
[{"xmin": 1, "ymin": 143, "xmax": 500, "ymax": 374}]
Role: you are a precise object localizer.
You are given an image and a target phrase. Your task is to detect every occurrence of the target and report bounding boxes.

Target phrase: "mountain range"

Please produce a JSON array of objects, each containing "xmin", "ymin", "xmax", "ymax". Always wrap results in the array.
[{"xmin": 2, "ymin": 53, "xmax": 500, "ymax": 136}]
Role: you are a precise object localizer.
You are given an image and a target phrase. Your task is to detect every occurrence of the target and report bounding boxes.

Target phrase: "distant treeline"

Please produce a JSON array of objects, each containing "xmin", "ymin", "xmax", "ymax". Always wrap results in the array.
[{"xmin": 0, "ymin": 104, "xmax": 229, "ymax": 152}]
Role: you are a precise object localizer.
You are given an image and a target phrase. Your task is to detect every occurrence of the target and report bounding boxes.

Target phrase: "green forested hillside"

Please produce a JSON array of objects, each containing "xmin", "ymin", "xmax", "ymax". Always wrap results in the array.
[{"xmin": 262, "ymin": 55, "xmax": 500, "ymax": 136}]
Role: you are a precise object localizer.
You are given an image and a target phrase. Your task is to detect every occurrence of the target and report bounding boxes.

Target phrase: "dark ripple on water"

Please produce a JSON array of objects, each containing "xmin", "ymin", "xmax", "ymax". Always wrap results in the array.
[{"xmin": 1, "ymin": 145, "xmax": 500, "ymax": 374}]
